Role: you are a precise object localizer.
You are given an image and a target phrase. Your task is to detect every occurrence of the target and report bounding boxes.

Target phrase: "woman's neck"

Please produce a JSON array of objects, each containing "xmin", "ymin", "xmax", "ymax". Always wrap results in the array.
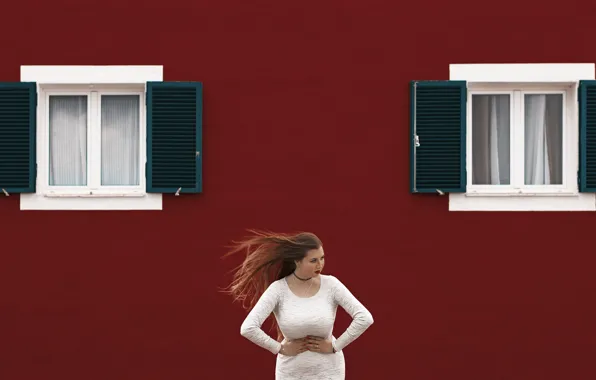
[{"xmin": 292, "ymin": 271, "xmax": 311, "ymax": 281}]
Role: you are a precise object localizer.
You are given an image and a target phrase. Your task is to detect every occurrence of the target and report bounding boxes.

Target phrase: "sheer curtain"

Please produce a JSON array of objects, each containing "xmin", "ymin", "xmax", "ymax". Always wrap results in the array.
[
  {"xmin": 49, "ymin": 96, "xmax": 87, "ymax": 186},
  {"xmin": 101, "ymin": 95, "xmax": 140, "ymax": 186},
  {"xmin": 48, "ymin": 94, "xmax": 140, "ymax": 188},
  {"xmin": 524, "ymin": 94, "xmax": 562, "ymax": 185},
  {"xmin": 472, "ymin": 95, "xmax": 510, "ymax": 185},
  {"xmin": 472, "ymin": 93, "xmax": 562, "ymax": 186}
]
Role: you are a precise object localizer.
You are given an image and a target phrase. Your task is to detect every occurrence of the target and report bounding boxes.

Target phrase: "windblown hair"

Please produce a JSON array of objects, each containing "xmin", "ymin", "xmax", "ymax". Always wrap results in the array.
[{"xmin": 222, "ymin": 229, "xmax": 322, "ymax": 340}]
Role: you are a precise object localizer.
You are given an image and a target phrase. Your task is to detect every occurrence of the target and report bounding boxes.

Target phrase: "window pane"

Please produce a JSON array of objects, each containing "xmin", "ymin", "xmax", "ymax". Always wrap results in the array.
[
  {"xmin": 49, "ymin": 96, "xmax": 88, "ymax": 186},
  {"xmin": 524, "ymin": 94, "xmax": 563, "ymax": 185},
  {"xmin": 101, "ymin": 95, "xmax": 140, "ymax": 186},
  {"xmin": 472, "ymin": 94, "xmax": 511, "ymax": 185}
]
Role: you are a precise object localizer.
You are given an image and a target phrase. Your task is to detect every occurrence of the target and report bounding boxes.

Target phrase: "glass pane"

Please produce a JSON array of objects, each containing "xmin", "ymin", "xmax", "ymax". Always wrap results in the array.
[
  {"xmin": 471, "ymin": 94, "xmax": 511, "ymax": 185},
  {"xmin": 101, "ymin": 95, "xmax": 140, "ymax": 186},
  {"xmin": 49, "ymin": 96, "xmax": 88, "ymax": 186},
  {"xmin": 524, "ymin": 94, "xmax": 563, "ymax": 185}
]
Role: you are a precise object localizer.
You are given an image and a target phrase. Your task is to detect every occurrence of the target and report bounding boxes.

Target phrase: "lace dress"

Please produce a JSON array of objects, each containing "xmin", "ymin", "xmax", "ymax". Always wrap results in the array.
[{"xmin": 240, "ymin": 274, "xmax": 374, "ymax": 379}]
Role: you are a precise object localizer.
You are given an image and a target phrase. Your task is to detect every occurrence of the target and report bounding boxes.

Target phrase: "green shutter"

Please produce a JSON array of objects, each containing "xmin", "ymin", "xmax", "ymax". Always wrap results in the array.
[
  {"xmin": 579, "ymin": 80, "xmax": 596, "ymax": 192},
  {"xmin": 410, "ymin": 80, "xmax": 466, "ymax": 193},
  {"xmin": 146, "ymin": 82, "xmax": 202, "ymax": 194},
  {"xmin": 0, "ymin": 82, "xmax": 36, "ymax": 193}
]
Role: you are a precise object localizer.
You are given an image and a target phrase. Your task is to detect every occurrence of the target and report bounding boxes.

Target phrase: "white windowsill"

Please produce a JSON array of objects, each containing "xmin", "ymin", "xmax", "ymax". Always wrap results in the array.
[
  {"xmin": 465, "ymin": 185, "xmax": 579, "ymax": 197},
  {"xmin": 449, "ymin": 63, "xmax": 596, "ymax": 212},
  {"xmin": 465, "ymin": 192, "xmax": 579, "ymax": 197},
  {"xmin": 20, "ymin": 194, "xmax": 161, "ymax": 211},
  {"xmin": 44, "ymin": 192, "xmax": 146, "ymax": 198},
  {"xmin": 449, "ymin": 195, "xmax": 595, "ymax": 211},
  {"xmin": 19, "ymin": 65, "xmax": 164, "ymax": 211}
]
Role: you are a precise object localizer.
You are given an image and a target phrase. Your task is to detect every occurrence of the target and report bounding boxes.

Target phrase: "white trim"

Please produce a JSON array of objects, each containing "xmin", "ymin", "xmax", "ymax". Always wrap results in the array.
[
  {"xmin": 20, "ymin": 65, "xmax": 163, "ymax": 211},
  {"xmin": 450, "ymin": 63, "xmax": 594, "ymax": 82},
  {"xmin": 20, "ymin": 65, "xmax": 163, "ymax": 84},
  {"xmin": 449, "ymin": 63, "xmax": 596, "ymax": 212}
]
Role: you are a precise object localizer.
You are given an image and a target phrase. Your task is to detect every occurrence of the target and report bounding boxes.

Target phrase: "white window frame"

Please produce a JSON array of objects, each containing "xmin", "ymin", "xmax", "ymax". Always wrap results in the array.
[
  {"xmin": 43, "ymin": 86, "xmax": 145, "ymax": 196},
  {"xmin": 467, "ymin": 84, "xmax": 572, "ymax": 195},
  {"xmin": 449, "ymin": 63, "xmax": 596, "ymax": 211},
  {"xmin": 20, "ymin": 66, "xmax": 163, "ymax": 211}
]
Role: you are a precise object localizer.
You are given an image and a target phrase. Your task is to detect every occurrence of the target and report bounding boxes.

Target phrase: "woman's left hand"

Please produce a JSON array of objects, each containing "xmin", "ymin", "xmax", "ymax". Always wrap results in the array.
[{"xmin": 306, "ymin": 335, "xmax": 334, "ymax": 353}]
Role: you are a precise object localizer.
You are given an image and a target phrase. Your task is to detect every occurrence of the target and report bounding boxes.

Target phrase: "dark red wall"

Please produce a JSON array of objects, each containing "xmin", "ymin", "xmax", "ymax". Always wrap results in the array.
[{"xmin": 1, "ymin": 0, "xmax": 595, "ymax": 379}]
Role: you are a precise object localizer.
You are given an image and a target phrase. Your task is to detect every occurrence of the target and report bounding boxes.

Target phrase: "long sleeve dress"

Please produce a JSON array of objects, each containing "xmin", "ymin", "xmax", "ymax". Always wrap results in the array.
[{"xmin": 240, "ymin": 274, "xmax": 374, "ymax": 380}]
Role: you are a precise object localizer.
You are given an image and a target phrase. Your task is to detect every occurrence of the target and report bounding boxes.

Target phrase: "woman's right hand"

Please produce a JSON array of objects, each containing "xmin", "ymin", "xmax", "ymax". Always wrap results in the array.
[{"xmin": 280, "ymin": 338, "xmax": 308, "ymax": 356}]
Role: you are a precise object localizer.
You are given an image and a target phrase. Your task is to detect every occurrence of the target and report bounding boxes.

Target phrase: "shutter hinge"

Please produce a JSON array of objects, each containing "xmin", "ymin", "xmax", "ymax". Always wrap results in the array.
[
  {"xmin": 414, "ymin": 135, "xmax": 420, "ymax": 147},
  {"xmin": 196, "ymin": 151, "xmax": 200, "ymax": 157}
]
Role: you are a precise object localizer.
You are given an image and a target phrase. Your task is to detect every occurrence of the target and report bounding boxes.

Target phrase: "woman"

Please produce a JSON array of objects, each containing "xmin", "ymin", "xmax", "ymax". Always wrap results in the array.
[{"xmin": 224, "ymin": 230, "xmax": 374, "ymax": 380}]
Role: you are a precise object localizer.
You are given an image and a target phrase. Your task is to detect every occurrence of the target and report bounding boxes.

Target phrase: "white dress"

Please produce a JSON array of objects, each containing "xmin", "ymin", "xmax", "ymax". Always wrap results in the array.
[{"xmin": 240, "ymin": 274, "xmax": 374, "ymax": 380}]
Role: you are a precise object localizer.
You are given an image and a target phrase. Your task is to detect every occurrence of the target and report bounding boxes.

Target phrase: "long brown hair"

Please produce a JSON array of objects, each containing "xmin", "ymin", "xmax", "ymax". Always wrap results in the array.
[{"xmin": 222, "ymin": 229, "xmax": 322, "ymax": 340}]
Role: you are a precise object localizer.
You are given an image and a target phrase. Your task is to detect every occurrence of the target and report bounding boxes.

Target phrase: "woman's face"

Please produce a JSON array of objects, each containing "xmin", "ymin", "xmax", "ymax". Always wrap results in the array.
[{"xmin": 296, "ymin": 247, "xmax": 325, "ymax": 278}]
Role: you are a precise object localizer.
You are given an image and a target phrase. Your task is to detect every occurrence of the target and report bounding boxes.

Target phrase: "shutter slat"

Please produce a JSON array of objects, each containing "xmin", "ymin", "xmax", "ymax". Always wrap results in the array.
[
  {"xmin": 0, "ymin": 82, "xmax": 36, "ymax": 193},
  {"xmin": 410, "ymin": 80, "xmax": 466, "ymax": 193},
  {"xmin": 580, "ymin": 80, "xmax": 596, "ymax": 192},
  {"xmin": 146, "ymin": 82, "xmax": 202, "ymax": 194}
]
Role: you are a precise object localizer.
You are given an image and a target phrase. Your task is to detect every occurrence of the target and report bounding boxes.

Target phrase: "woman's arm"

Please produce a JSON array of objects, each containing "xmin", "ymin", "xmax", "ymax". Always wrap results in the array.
[
  {"xmin": 330, "ymin": 276, "xmax": 374, "ymax": 352},
  {"xmin": 240, "ymin": 281, "xmax": 282, "ymax": 354}
]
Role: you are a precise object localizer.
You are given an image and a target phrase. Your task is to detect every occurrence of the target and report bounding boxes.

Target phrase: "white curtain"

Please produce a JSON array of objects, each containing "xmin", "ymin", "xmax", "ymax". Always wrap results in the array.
[
  {"xmin": 101, "ymin": 95, "xmax": 140, "ymax": 186},
  {"xmin": 472, "ymin": 95, "xmax": 510, "ymax": 185},
  {"xmin": 524, "ymin": 94, "xmax": 563, "ymax": 185},
  {"xmin": 48, "ymin": 94, "xmax": 139, "ymax": 187},
  {"xmin": 472, "ymin": 94, "xmax": 562, "ymax": 185},
  {"xmin": 49, "ymin": 96, "xmax": 87, "ymax": 186}
]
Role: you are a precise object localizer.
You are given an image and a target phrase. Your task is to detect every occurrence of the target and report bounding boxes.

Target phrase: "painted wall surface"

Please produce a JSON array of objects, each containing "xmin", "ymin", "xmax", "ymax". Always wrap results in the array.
[{"xmin": 1, "ymin": 0, "xmax": 595, "ymax": 379}]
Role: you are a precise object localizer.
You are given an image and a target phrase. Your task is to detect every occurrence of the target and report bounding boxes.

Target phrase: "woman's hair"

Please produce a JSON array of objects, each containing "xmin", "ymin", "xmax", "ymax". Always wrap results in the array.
[{"xmin": 222, "ymin": 229, "xmax": 322, "ymax": 340}]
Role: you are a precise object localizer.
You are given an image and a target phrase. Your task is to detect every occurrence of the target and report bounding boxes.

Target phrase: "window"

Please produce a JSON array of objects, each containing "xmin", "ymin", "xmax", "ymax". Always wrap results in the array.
[
  {"xmin": 410, "ymin": 63, "xmax": 596, "ymax": 211},
  {"xmin": 0, "ymin": 65, "xmax": 204, "ymax": 211},
  {"xmin": 468, "ymin": 85, "xmax": 571, "ymax": 195},
  {"xmin": 45, "ymin": 88, "xmax": 144, "ymax": 195}
]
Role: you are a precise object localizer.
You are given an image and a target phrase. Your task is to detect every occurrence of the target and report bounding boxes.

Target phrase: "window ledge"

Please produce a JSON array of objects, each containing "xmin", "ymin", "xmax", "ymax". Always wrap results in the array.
[
  {"xmin": 43, "ymin": 191, "xmax": 146, "ymax": 198},
  {"xmin": 20, "ymin": 193, "xmax": 162, "ymax": 210},
  {"xmin": 449, "ymin": 193, "xmax": 595, "ymax": 211},
  {"xmin": 465, "ymin": 191, "xmax": 579, "ymax": 197}
]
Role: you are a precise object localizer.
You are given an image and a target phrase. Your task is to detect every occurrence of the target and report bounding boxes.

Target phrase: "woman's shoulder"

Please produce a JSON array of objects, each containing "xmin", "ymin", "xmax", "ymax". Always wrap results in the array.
[
  {"xmin": 267, "ymin": 277, "xmax": 287, "ymax": 292},
  {"xmin": 322, "ymin": 274, "xmax": 341, "ymax": 287}
]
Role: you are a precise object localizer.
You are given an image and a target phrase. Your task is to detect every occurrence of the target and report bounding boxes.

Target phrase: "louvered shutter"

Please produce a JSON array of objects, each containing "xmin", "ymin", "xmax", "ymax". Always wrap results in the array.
[
  {"xmin": 410, "ymin": 81, "xmax": 466, "ymax": 193},
  {"xmin": 146, "ymin": 82, "xmax": 202, "ymax": 193},
  {"xmin": 0, "ymin": 82, "xmax": 36, "ymax": 193},
  {"xmin": 579, "ymin": 80, "xmax": 596, "ymax": 192}
]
